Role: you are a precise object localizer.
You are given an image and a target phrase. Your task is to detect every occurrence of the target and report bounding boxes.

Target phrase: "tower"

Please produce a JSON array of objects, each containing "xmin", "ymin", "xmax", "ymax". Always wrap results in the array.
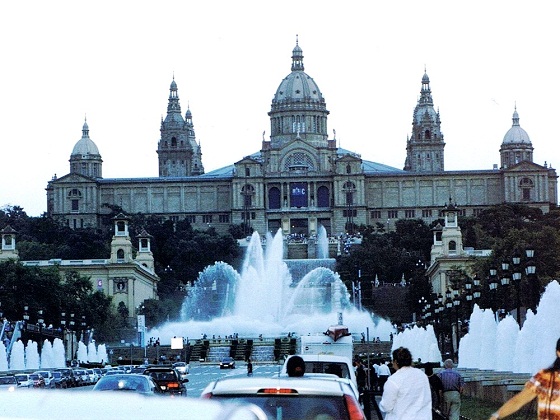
[
  {"xmin": 135, "ymin": 228, "xmax": 155, "ymax": 273},
  {"xmin": 110, "ymin": 213, "xmax": 133, "ymax": 264},
  {"xmin": 69, "ymin": 119, "xmax": 102, "ymax": 178},
  {"xmin": 0, "ymin": 225, "xmax": 19, "ymax": 261},
  {"xmin": 157, "ymin": 78, "xmax": 204, "ymax": 177},
  {"xmin": 404, "ymin": 71, "xmax": 445, "ymax": 172},
  {"xmin": 499, "ymin": 106, "xmax": 534, "ymax": 169}
]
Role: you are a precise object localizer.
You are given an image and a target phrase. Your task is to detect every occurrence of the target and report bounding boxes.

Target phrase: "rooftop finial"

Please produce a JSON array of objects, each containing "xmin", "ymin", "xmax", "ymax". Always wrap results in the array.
[{"xmin": 296, "ymin": 34, "xmax": 299, "ymax": 46}]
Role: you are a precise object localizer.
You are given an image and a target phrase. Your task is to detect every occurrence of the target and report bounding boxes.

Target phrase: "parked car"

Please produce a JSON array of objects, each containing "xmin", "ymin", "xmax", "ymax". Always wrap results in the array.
[
  {"xmin": 14, "ymin": 374, "xmax": 33, "ymax": 388},
  {"xmin": 219, "ymin": 357, "xmax": 236, "ymax": 369},
  {"xmin": 28, "ymin": 373, "xmax": 46, "ymax": 389},
  {"xmin": 201, "ymin": 375, "xmax": 365, "ymax": 420},
  {"xmin": 51, "ymin": 371, "xmax": 69, "ymax": 389},
  {"xmin": 73, "ymin": 368, "xmax": 90, "ymax": 386},
  {"xmin": 86, "ymin": 368, "xmax": 99, "ymax": 384},
  {"xmin": 142, "ymin": 366, "xmax": 188, "ymax": 396},
  {"xmin": 0, "ymin": 375, "xmax": 19, "ymax": 392},
  {"xmin": 92, "ymin": 373, "xmax": 164, "ymax": 396},
  {"xmin": 33, "ymin": 370, "xmax": 55, "ymax": 388},
  {"xmin": 54, "ymin": 368, "xmax": 78, "ymax": 387}
]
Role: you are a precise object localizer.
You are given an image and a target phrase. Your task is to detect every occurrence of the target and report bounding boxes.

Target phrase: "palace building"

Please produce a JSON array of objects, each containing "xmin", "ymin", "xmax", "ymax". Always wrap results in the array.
[{"xmin": 46, "ymin": 41, "xmax": 558, "ymax": 237}]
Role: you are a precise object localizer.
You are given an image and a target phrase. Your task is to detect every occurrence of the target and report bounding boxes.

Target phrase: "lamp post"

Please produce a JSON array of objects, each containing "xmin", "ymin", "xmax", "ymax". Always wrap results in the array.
[
  {"xmin": 511, "ymin": 254, "xmax": 522, "ymax": 324},
  {"xmin": 37, "ymin": 309, "xmax": 44, "ymax": 352},
  {"xmin": 524, "ymin": 249, "xmax": 537, "ymax": 312},
  {"xmin": 445, "ymin": 289, "xmax": 453, "ymax": 358},
  {"xmin": 488, "ymin": 268, "xmax": 498, "ymax": 312},
  {"xmin": 80, "ymin": 315, "xmax": 87, "ymax": 345},
  {"xmin": 60, "ymin": 311, "xmax": 67, "ymax": 364},
  {"xmin": 452, "ymin": 288, "xmax": 461, "ymax": 360},
  {"xmin": 69, "ymin": 313, "xmax": 75, "ymax": 364}
]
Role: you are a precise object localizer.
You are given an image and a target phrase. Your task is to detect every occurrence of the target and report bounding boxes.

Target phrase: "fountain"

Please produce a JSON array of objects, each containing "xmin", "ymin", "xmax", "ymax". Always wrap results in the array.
[
  {"xmin": 459, "ymin": 280, "xmax": 560, "ymax": 374},
  {"xmin": 316, "ymin": 224, "xmax": 329, "ymax": 259},
  {"xmin": 391, "ymin": 324, "xmax": 442, "ymax": 363},
  {"xmin": 149, "ymin": 229, "xmax": 395, "ymax": 344}
]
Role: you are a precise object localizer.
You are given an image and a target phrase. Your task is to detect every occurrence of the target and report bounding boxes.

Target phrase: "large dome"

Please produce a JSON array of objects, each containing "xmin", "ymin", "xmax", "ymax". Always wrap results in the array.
[
  {"xmin": 71, "ymin": 121, "xmax": 100, "ymax": 157},
  {"xmin": 502, "ymin": 109, "xmax": 531, "ymax": 145},
  {"xmin": 271, "ymin": 42, "xmax": 325, "ymax": 106}
]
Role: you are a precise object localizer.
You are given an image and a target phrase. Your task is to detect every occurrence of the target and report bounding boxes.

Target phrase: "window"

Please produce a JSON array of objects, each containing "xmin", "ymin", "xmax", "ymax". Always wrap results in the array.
[
  {"xmin": 242, "ymin": 185, "xmax": 255, "ymax": 207},
  {"xmin": 342, "ymin": 209, "xmax": 357, "ymax": 217},
  {"xmin": 449, "ymin": 241, "xmax": 457, "ymax": 254},
  {"xmin": 317, "ymin": 186, "xmax": 329, "ymax": 208},
  {"xmin": 245, "ymin": 167, "xmax": 250, "ymax": 177},
  {"xmin": 268, "ymin": 187, "xmax": 281, "ymax": 209},
  {"xmin": 71, "ymin": 199, "xmax": 79, "ymax": 212},
  {"xmin": 422, "ymin": 209, "xmax": 432, "ymax": 218},
  {"xmin": 388, "ymin": 210, "xmax": 398, "ymax": 219},
  {"xmin": 202, "ymin": 215, "xmax": 213, "ymax": 224},
  {"xmin": 117, "ymin": 249, "xmax": 125, "ymax": 262},
  {"xmin": 185, "ymin": 215, "xmax": 196, "ymax": 223},
  {"xmin": 241, "ymin": 212, "xmax": 256, "ymax": 220},
  {"xmin": 219, "ymin": 214, "xmax": 230, "ymax": 223},
  {"xmin": 405, "ymin": 210, "xmax": 415, "ymax": 218},
  {"xmin": 472, "ymin": 208, "xmax": 483, "ymax": 217},
  {"xmin": 371, "ymin": 210, "xmax": 381, "ymax": 219}
]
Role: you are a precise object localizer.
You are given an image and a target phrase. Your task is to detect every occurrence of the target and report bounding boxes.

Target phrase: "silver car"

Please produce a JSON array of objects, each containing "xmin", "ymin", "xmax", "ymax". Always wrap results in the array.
[{"xmin": 201, "ymin": 375, "xmax": 366, "ymax": 420}]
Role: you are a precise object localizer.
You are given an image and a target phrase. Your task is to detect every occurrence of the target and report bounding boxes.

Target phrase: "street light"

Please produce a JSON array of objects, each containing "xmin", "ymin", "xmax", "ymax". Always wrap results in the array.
[
  {"xmin": 37, "ymin": 309, "xmax": 44, "ymax": 351},
  {"xmin": 69, "ymin": 313, "xmax": 75, "ymax": 364},
  {"xmin": 489, "ymin": 268, "xmax": 498, "ymax": 312},
  {"xmin": 23, "ymin": 304, "xmax": 30, "ymax": 323},
  {"xmin": 61, "ymin": 311, "xmax": 67, "ymax": 364}
]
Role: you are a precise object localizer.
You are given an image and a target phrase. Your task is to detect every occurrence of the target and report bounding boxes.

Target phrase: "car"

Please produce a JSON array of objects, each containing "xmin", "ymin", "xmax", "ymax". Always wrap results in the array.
[
  {"xmin": 219, "ymin": 356, "xmax": 236, "ymax": 369},
  {"xmin": 73, "ymin": 368, "xmax": 90, "ymax": 386},
  {"xmin": 54, "ymin": 368, "xmax": 79, "ymax": 387},
  {"xmin": 86, "ymin": 368, "xmax": 99, "ymax": 384},
  {"xmin": 281, "ymin": 354, "xmax": 358, "ymax": 387},
  {"xmin": 201, "ymin": 375, "xmax": 366, "ymax": 420},
  {"xmin": 142, "ymin": 366, "xmax": 188, "ymax": 396},
  {"xmin": 14, "ymin": 374, "xmax": 33, "ymax": 388},
  {"xmin": 92, "ymin": 373, "xmax": 164, "ymax": 396},
  {"xmin": 33, "ymin": 370, "xmax": 55, "ymax": 388},
  {"xmin": 0, "ymin": 375, "xmax": 19, "ymax": 392},
  {"xmin": 28, "ymin": 373, "xmax": 46, "ymax": 389},
  {"xmin": 51, "ymin": 371, "xmax": 69, "ymax": 389},
  {"xmin": 172, "ymin": 361, "xmax": 189, "ymax": 375},
  {"xmin": 0, "ymin": 389, "xmax": 268, "ymax": 419}
]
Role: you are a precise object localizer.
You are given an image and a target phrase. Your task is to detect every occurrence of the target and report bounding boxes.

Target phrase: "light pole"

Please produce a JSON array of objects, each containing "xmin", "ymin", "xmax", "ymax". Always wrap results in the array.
[
  {"xmin": 69, "ymin": 313, "xmax": 75, "ymax": 364},
  {"xmin": 60, "ymin": 311, "xmax": 67, "ymax": 364},
  {"xmin": 511, "ymin": 254, "xmax": 522, "ymax": 324},
  {"xmin": 452, "ymin": 288, "xmax": 461, "ymax": 360},
  {"xmin": 37, "ymin": 309, "xmax": 44, "ymax": 352},
  {"xmin": 525, "ymin": 249, "xmax": 537, "ymax": 311},
  {"xmin": 489, "ymin": 268, "xmax": 498, "ymax": 313}
]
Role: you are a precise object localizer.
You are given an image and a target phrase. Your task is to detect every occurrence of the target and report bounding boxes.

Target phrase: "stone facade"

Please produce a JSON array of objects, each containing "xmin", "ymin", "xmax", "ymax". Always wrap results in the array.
[{"xmin": 46, "ymin": 41, "xmax": 558, "ymax": 237}]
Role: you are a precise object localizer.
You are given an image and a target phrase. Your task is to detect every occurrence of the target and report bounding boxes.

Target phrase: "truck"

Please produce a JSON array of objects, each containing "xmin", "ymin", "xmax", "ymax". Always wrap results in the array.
[{"xmin": 300, "ymin": 324, "xmax": 354, "ymax": 361}]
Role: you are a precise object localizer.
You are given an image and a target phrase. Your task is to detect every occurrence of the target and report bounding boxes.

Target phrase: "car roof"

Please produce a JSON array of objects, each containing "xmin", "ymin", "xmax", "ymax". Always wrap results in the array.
[
  {"xmin": 0, "ymin": 390, "xmax": 267, "ymax": 420},
  {"xmin": 292, "ymin": 354, "xmax": 353, "ymax": 362},
  {"xmin": 205, "ymin": 376, "xmax": 348, "ymax": 396}
]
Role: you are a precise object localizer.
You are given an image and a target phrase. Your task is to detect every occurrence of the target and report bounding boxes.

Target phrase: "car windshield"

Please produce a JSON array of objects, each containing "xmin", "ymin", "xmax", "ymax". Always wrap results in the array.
[
  {"xmin": 147, "ymin": 371, "xmax": 177, "ymax": 381},
  {"xmin": 304, "ymin": 362, "xmax": 350, "ymax": 380},
  {"xmin": 95, "ymin": 377, "xmax": 150, "ymax": 392},
  {"xmin": 211, "ymin": 394, "xmax": 347, "ymax": 420},
  {"xmin": 15, "ymin": 375, "xmax": 28, "ymax": 381},
  {"xmin": 0, "ymin": 377, "xmax": 17, "ymax": 385}
]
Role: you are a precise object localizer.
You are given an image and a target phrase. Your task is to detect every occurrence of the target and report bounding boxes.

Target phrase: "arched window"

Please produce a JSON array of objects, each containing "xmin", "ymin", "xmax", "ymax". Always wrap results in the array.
[
  {"xmin": 117, "ymin": 249, "xmax": 125, "ymax": 261},
  {"xmin": 268, "ymin": 187, "xmax": 281, "ymax": 209},
  {"xmin": 424, "ymin": 129, "xmax": 431, "ymax": 139},
  {"xmin": 317, "ymin": 186, "xmax": 329, "ymax": 208},
  {"xmin": 171, "ymin": 137, "xmax": 177, "ymax": 147},
  {"xmin": 346, "ymin": 164, "xmax": 351, "ymax": 174},
  {"xmin": 449, "ymin": 241, "xmax": 457, "ymax": 253},
  {"xmin": 520, "ymin": 177, "xmax": 534, "ymax": 201}
]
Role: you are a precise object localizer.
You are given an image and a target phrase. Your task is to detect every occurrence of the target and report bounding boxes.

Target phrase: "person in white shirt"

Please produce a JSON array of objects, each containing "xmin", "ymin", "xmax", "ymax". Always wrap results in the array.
[{"xmin": 379, "ymin": 347, "xmax": 432, "ymax": 420}]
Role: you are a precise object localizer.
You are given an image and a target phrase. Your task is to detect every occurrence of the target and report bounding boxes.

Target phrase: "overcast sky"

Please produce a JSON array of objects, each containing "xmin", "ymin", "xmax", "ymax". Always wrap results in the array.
[{"xmin": 1, "ymin": 1, "xmax": 558, "ymax": 216}]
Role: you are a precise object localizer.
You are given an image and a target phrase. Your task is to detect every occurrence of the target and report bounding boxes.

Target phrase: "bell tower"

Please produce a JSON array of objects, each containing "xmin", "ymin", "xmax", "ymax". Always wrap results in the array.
[{"xmin": 404, "ymin": 71, "xmax": 445, "ymax": 172}]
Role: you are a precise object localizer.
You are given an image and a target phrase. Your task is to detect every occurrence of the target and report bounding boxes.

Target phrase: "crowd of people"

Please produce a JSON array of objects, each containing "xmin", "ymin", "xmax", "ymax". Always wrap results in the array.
[{"xmin": 355, "ymin": 337, "xmax": 560, "ymax": 420}]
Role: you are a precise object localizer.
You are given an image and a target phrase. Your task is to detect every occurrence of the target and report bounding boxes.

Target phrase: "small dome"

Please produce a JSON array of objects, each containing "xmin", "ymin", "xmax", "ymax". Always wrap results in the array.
[
  {"xmin": 71, "ymin": 122, "xmax": 100, "ymax": 156},
  {"xmin": 502, "ymin": 109, "xmax": 531, "ymax": 145},
  {"xmin": 170, "ymin": 79, "xmax": 177, "ymax": 90}
]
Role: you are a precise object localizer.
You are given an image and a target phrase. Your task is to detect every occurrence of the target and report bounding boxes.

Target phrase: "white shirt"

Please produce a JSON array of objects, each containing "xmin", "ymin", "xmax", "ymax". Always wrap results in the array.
[
  {"xmin": 379, "ymin": 366, "xmax": 432, "ymax": 420},
  {"xmin": 377, "ymin": 363, "xmax": 391, "ymax": 376}
]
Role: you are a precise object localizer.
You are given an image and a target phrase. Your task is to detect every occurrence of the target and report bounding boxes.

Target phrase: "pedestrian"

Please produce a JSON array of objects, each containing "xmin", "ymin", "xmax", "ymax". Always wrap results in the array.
[
  {"xmin": 425, "ymin": 364, "xmax": 444, "ymax": 412},
  {"xmin": 378, "ymin": 360, "xmax": 391, "ymax": 392},
  {"xmin": 247, "ymin": 359, "xmax": 253, "ymax": 376},
  {"xmin": 488, "ymin": 337, "xmax": 560, "ymax": 420},
  {"xmin": 354, "ymin": 359, "xmax": 367, "ymax": 399},
  {"xmin": 438, "ymin": 359, "xmax": 464, "ymax": 420},
  {"xmin": 379, "ymin": 347, "xmax": 432, "ymax": 419}
]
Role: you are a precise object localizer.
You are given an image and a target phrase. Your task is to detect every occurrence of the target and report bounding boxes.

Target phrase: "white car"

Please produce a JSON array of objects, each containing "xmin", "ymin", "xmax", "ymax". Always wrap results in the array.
[
  {"xmin": 0, "ymin": 390, "xmax": 267, "ymax": 419},
  {"xmin": 14, "ymin": 374, "xmax": 32, "ymax": 388},
  {"xmin": 201, "ymin": 375, "xmax": 365, "ymax": 420}
]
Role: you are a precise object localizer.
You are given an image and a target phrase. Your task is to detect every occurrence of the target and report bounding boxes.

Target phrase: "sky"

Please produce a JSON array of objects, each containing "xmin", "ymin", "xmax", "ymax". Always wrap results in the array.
[{"xmin": 1, "ymin": 1, "xmax": 559, "ymax": 216}]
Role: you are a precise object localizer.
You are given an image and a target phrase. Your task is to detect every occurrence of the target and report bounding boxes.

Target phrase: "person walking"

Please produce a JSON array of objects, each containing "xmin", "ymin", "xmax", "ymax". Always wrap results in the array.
[
  {"xmin": 488, "ymin": 337, "xmax": 560, "ymax": 420},
  {"xmin": 379, "ymin": 347, "xmax": 432, "ymax": 420},
  {"xmin": 438, "ymin": 359, "xmax": 464, "ymax": 420},
  {"xmin": 425, "ymin": 364, "xmax": 444, "ymax": 413},
  {"xmin": 247, "ymin": 359, "xmax": 253, "ymax": 376},
  {"xmin": 378, "ymin": 360, "xmax": 391, "ymax": 392}
]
